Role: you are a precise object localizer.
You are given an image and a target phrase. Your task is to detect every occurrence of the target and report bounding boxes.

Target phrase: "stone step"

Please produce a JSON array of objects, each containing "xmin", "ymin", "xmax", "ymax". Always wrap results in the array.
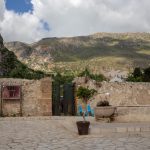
[
  {"xmin": 49, "ymin": 116, "xmax": 150, "ymax": 135},
  {"xmin": 90, "ymin": 122, "xmax": 150, "ymax": 134},
  {"xmin": 0, "ymin": 116, "xmax": 150, "ymax": 135}
]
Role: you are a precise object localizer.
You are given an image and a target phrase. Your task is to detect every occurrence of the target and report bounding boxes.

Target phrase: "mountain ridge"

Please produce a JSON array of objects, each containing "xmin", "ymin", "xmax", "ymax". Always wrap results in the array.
[{"xmin": 4, "ymin": 32, "xmax": 150, "ymax": 74}]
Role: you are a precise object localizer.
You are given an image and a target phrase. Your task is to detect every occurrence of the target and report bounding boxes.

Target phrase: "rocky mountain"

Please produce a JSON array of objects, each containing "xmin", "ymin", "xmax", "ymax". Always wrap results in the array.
[
  {"xmin": 0, "ymin": 34, "xmax": 45, "ymax": 79},
  {"xmin": 4, "ymin": 33, "xmax": 150, "ymax": 74}
]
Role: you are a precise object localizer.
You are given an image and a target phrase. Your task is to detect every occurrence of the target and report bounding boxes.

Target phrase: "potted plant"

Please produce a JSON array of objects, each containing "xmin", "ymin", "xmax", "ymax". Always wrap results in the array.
[
  {"xmin": 94, "ymin": 100, "xmax": 116, "ymax": 120},
  {"xmin": 76, "ymin": 86, "xmax": 97, "ymax": 135}
]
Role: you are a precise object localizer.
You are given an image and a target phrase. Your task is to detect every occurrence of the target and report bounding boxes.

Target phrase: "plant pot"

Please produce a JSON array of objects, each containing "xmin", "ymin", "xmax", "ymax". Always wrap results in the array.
[
  {"xmin": 76, "ymin": 121, "xmax": 90, "ymax": 135},
  {"xmin": 94, "ymin": 106, "xmax": 116, "ymax": 120}
]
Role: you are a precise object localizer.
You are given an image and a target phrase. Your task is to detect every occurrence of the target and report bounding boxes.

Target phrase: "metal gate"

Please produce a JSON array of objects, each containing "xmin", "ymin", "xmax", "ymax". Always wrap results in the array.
[
  {"xmin": 52, "ymin": 82, "xmax": 61, "ymax": 116},
  {"xmin": 52, "ymin": 82, "xmax": 76, "ymax": 116},
  {"xmin": 63, "ymin": 83, "xmax": 76, "ymax": 116}
]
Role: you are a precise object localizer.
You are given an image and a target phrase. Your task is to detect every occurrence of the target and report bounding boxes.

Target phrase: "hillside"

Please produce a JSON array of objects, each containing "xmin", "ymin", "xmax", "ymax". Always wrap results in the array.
[
  {"xmin": 0, "ymin": 34, "xmax": 45, "ymax": 79},
  {"xmin": 5, "ymin": 33, "xmax": 150, "ymax": 75}
]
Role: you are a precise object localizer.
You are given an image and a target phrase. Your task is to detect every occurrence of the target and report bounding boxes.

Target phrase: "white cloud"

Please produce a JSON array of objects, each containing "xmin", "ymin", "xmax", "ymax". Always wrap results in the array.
[
  {"xmin": 0, "ymin": 12, "xmax": 43, "ymax": 43},
  {"xmin": 0, "ymin": 0, "xmax": 50, "ymax": 43},
  {"xmin": 0, "ymin": 0, "xmax": 5, "ymax": 21},
  {"xmin": 0, "ymin": 0, "xmax": 150, "ymax": 43}
]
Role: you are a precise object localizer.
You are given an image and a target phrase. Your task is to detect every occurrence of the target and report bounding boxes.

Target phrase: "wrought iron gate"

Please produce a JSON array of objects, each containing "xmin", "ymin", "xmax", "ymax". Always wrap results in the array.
[
  {"xmin": 52, "ymin": 82, "xmax": 61, "ymax": 116},
  {"xmin": 52, "ymin": 82, "xmax": 76, "ymax": 116},
  {"xmin": 63, "ymin": 83, "xmax": 75, "ymax": 116}
]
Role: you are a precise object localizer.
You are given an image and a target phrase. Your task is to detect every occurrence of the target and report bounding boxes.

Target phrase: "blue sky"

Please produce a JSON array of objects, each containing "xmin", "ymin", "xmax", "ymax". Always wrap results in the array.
[
  {"xmin": 5, "ymin": 0, "xmax": 33, "ymax": 13},
  {"xmin": 5, "ymin": 0, "xmax": 50, "ymax": 32}
]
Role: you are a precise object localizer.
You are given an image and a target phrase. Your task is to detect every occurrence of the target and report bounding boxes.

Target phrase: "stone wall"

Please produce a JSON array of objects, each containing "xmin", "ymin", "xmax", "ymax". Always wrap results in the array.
[
  {"xmin": 74, "ymin": 77, "xmax": 150, "ymax": 122},
  {"xmin": 74, "ymin": 77, "xmax": 150, "ymax": 107},
  {"xmin": 1, "ymin": 76, "xmax": 150, "ymax": 122},
  {"xmin": 0, "ymin": 78, "xmax": 52, "ymax": 117}
]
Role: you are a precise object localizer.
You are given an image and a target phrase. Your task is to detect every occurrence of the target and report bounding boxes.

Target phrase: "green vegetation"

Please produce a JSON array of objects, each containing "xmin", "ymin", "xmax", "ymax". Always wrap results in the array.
[
  {"xmin": 143, "ymin": 67, "xmax": 150, "ymax": 82},
  {"xmin": 0, "ymin": 46, "xmax": 107, "ymax": 81},
  {"xmin": 6, "ymin": 33, "xmax": 150, "ymax": 74},
  {"xmin": 96, "ymin": 100, "xmax": 110, "ymax": 107},
  {"xmin": 77, "ymin": 86, "xmax": 97, "ymax": 104},
  {"xmin": 79, "ymin": 68, "xmax": 107, "ymax": 82},
  {"xmin": 137, "ymin": 49, "xmax": 150, "ymax": 55},
  {"xmin": 52, "ymin": 72, "xmax": 75, "ymax": 84},
  {"xmin": 8, "ymin": 63, "xmax": 46, "ymax": 79},
  {"xmin": 126, "ymin": 67, "xmax": 150, "ymax": 82},
  {"xmin": 51, "ymin": 68, "xmax": 107, "ymax": 84},
  {"xmin": 0, "ymin": 48, "xmax": 46, "ymax": 79}
]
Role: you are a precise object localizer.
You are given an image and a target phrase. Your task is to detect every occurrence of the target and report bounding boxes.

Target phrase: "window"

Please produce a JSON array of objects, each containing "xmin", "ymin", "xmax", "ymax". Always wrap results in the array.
[{"xmin": 2, "ymin": 85, "xmax": 21, "ymax": 99}]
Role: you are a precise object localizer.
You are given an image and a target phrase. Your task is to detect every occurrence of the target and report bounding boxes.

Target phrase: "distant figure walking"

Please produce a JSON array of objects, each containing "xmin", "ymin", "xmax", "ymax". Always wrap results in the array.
[{"xmin": 60, "ymin": 96, "xmax": 64, "ymax": 113}]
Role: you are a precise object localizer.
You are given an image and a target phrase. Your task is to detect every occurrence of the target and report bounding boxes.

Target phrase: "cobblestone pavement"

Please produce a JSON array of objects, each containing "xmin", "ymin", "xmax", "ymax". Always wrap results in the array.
[{"xmin": 0, "ymin": 119, "xmax": 150, "ymax": 150}]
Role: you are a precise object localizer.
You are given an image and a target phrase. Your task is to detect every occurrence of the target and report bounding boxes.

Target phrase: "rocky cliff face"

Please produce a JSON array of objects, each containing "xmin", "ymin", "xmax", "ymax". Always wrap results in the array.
[
  {"xmin": 0, "ymin": 34, "xmax": 3, "ymax": 48},
  {"xmin": 4, "ymin": 32, "xmax": 150, "ymax": 73},
  {"xmin": 0, "ymin": 34, "xmax": 4, "ymax": 75}
]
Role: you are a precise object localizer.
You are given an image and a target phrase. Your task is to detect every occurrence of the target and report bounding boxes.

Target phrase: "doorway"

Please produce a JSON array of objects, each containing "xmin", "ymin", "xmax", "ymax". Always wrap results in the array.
[{"xmin": 52, "ymin": 82, "xmax": 76, "ymax": 116}]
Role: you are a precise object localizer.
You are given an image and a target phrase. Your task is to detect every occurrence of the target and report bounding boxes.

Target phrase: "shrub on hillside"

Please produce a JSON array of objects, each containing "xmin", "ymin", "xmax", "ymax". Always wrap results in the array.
[
  {"xmin": 143, "ymin": 67, "xmax": 150, "ymax": 82},
  {"xmin": 78, "ymin": 68, "xmax": 107, "ymax": 82},
  {"xmin": 52, "ymin": 72, "xmax": 75, "ymax": 84},
  {"xmin": 126, "ymin": 67, "xmax": 150, "ymax": 82}
]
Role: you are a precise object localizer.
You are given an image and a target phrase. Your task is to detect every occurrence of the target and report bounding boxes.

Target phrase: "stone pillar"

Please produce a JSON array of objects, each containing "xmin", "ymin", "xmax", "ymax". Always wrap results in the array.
[{"xmin": 39, "ymin": 78, "xmax": 52, "ymax": 116}]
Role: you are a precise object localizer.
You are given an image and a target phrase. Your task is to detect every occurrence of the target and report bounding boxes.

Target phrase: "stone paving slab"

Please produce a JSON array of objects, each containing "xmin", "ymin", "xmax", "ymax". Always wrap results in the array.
[
  {"xmin": 1, "ymin": 116, "xmax": 150, "ymax": 135},
  {"xmin": 0, "ymin": 118, "xmax": 150, "ymax": 150},
  {"xmin": 50, "ymin": 116, "xmax": 150, "ymax": 134}
]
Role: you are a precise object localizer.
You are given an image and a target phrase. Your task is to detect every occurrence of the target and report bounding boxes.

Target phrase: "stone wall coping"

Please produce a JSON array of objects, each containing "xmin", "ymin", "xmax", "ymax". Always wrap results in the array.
[
  {"xmin": 38, "ymin": 98, "xmax": 52, "ymax": 100},
  {"xmin": 75, "ymin": 77, "xmax": 150, "ymax": 84},
  {"xmin": 1, "ymin": 84, "xmax": 22, "ymax": 86},
  {"xmin": 116, "ymin": 105, "xmax": 150, "ymax": 107},
  {"xmin": 0, "ymin": 77, "xmax": 52, "ymax": 81},
  {"xmin": 0, "ymin": 78, "xmax": 34, "ymax": 81},
  {"xmin": 105, "ymin": 82, "xmax": 150, "ymax": 85}
]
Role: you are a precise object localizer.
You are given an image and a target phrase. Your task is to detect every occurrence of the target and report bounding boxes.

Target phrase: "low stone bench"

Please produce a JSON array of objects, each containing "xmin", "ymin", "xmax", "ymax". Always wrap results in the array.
[{"xmin": 115, "ymin": 105, "xmax": 150, "ymax": 122}]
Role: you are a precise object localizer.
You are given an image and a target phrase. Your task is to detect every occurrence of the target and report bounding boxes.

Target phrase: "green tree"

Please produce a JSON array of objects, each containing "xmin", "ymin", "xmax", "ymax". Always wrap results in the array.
[
  {"xmin": 53, "ymin": 72, "xmax": 74, "ymax": 84},
  {"xmin": 143, "ymin": 67, "xmax": 150, "ymax": 82},
  {"xmin": 78, "ymin": 68, "xmax": 107, "ymax": 82},
  {"xmin": 76, "ymin": 86, "xmax": 97, "ymax": 104},
  {"xmin": 79, "ymin": 68, "xmax": 91, "ymax": 77},
  {"xmin": 126, "ymin": 67, "xmax": 143, "ymax": 82},
  {"xmin": 133, "ymin": 67, "xmax": 142, "ymax": 78}
]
